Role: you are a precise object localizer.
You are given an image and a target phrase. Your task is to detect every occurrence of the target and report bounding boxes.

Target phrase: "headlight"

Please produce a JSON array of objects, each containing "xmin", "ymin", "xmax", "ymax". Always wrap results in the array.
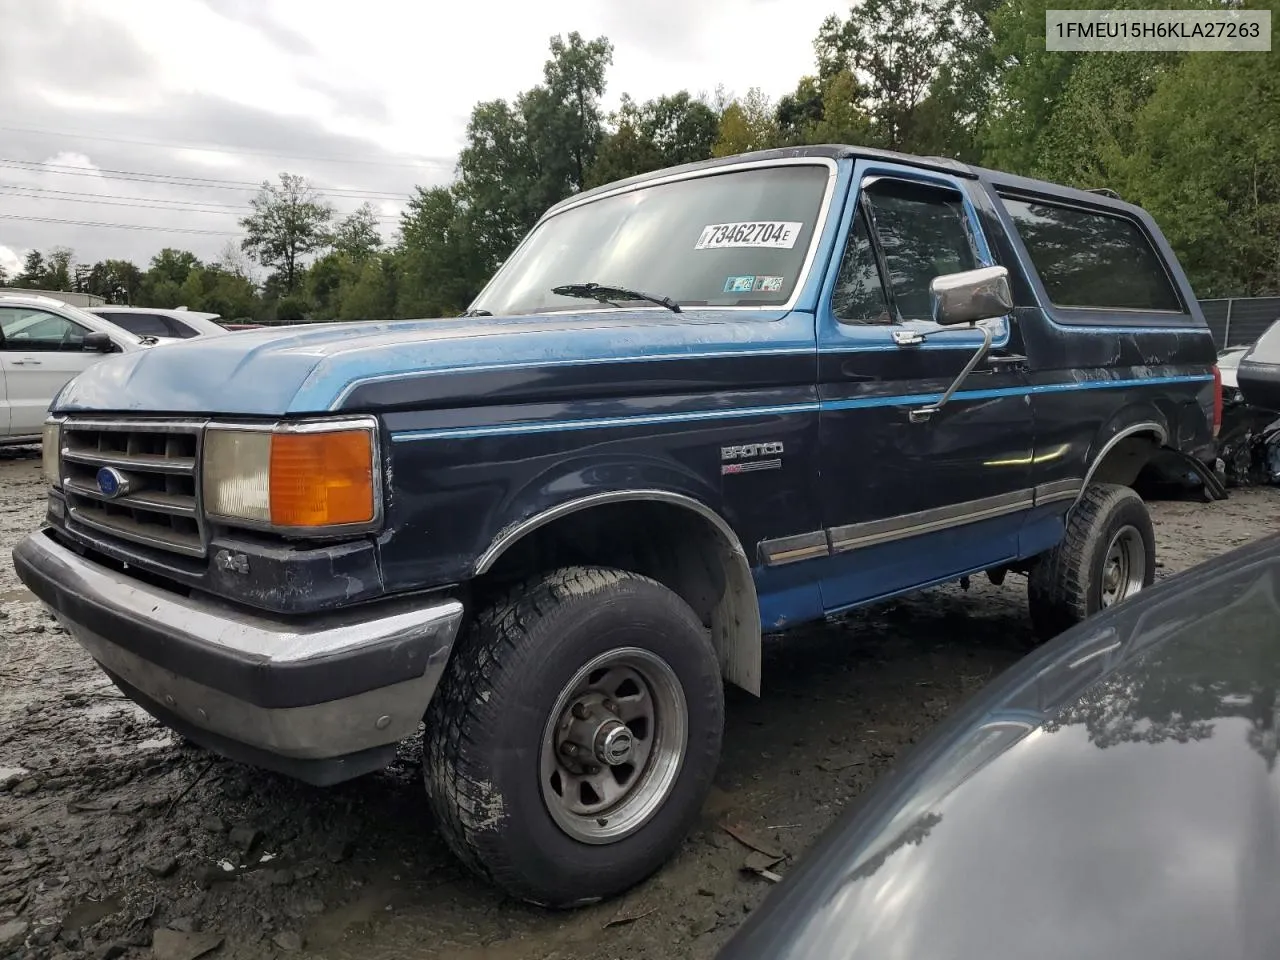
[
  {"xmin": 203, "ymin": 419, "xmax": 379, "ymax": 531},
  {"xmin": 42, "ymin": 419, "xmax": 61, "ymax": 485}
]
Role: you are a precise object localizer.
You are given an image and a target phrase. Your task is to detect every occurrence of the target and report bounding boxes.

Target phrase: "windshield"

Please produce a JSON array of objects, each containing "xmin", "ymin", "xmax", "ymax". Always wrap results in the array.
[{"xmin": 470, "ymin": 163, "xmax": 831, "ymax": 316}]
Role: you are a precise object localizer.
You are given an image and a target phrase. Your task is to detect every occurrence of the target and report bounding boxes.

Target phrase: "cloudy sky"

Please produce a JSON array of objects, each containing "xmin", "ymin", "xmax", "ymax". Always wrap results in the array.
[{"xmin": 0, "ymin": 0, "xmax": 844, "ymax": 280}]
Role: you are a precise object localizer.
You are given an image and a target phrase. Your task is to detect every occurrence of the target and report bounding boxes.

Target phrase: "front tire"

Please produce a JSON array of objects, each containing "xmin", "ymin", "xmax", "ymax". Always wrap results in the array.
[
  {"xmin": 1028, "ymin": 483, "xmax": 1156, "ymax": 641},
  {"xmin": 424, "ymin": 566, "xmax": 724, "ymax": 907}
]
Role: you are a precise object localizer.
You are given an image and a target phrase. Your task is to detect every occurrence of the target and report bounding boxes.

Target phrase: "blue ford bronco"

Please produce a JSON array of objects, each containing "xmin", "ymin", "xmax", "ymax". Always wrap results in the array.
[{"xmin": 14, "ymin": 146, "xmax": 1221, "ymax": 907}]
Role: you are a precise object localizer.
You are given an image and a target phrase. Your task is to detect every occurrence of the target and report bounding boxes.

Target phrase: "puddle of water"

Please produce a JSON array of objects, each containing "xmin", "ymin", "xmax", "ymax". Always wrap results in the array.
[
  {"xmin": 64, "ymin": 893, "xmax": 121, "ymax": 931},
  {"xmin": 0, "ymin": 766, "xmax": 30, "ymax": 780}
]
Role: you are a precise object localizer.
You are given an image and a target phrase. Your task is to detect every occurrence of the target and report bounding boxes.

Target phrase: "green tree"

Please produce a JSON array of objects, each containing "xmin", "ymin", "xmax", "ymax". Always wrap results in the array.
[
  {"xmin": 240, "ymin": 172, "xmax": 334, "ymax": 293},
  {"xmin": 82, "ymin": 259, "xmax": 144, "ymax": 304},
  {"xmin": 454, "ymin": 98, "xmax": 540, "ymax": 274},
  {"xmin": 538, "ymin": 32, "xmax": 615, "ymax": 192},
  {"xmin": 338, "ymin": 253, "xmax": 397, "ymax": 321},
  {"xmin": 586, "ymin": 96, "xmax": 665, "ymax": 188},
  {"xmin": 43, "ymin": 247, "xmax": 74, "ymax": 291},
  {"xmin": 814, "ymin": 0, "xmax": 982, "ymax": 154},
  {"xmin": 333, "ymin": 203, "xmax": 383, "ymax": 262},
  {"xmin": 455, "ymin": 33, "xmax": 613, "ymax": 274},
  {"xmin": 638, "ymin": 91, "xmax": 719, "ymax": 167},
  {"xmin": 801, "ymin": 69, "xmax": 873, "ymax": 146},
  {"xmin": 396, "ymin": 185, "xmax": 481, "ymax": 318},
  {"xmin": 305, "ymin": 252, "xmax": 357, "ymax": 321},
  {"xmin": 140, "ymin": 248, "xmax": 201, "ymax": 307},
  {"xmin": 586, "ymin": 90, "xmax": 717, "ymax": 188},
  {"xmin": 776, "ymin": 76, "xmax": 827, "ymax": 145},
  {"xmin": 1116, "ymin": 26, "xmax": 1280, "ymax": 296},
  {"xmin": 712, "ymin": 88, "xmax": 779, "ymax": 157},
  {"xmin": 14, "ymin": 250, "xmax": 45, "ymax": 288}
]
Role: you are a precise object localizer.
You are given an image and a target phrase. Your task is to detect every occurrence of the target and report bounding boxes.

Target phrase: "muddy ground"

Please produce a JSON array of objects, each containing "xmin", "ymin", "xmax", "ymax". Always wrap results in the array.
[{"xmin": 1, "ymin": 443, "xmax": 1276, "ymax": 960}]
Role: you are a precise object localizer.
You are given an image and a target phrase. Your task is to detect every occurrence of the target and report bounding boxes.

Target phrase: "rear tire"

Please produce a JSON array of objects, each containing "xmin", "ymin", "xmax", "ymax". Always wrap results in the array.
[
  {"xmin": 1028, "ymin": 483, "xmax": 1155, "ymax": 641},
  {"xmin": 423, "ymin": 566, "xmax": 724, "ymax": 907}
]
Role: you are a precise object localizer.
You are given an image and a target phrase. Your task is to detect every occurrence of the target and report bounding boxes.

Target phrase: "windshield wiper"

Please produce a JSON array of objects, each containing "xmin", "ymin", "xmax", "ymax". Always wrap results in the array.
[
  {"xmin": 551, "ymin": 282, "xmax": 682, "ymax": 314},
  {"xmin": 460, "ymin": 308, "xmax": 492, "ymax": 317}
]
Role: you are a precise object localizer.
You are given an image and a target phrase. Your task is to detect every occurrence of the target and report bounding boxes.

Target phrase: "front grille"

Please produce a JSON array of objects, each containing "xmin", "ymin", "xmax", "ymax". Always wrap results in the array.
[{"xmin": 60, "ymin": 418, "xmax": 208, "ymax": 557}]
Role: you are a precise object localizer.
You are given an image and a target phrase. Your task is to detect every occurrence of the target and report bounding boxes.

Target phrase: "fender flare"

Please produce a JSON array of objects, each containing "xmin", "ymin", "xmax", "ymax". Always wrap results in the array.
[
  {"xmin": 474, "ymin": 489, "xmax": 764, "ymax": 695},
  {"xmin": 1074, "ymin": 419, "xmax": 1168, "ymax": 507}
]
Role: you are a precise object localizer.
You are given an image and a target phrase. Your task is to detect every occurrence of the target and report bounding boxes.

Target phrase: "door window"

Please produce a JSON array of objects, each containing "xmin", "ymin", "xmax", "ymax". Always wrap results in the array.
[
  {"xmin": 0, "ymin": 307, "xmax": 91, "ymax": 351},
  {"xmin": 848, "ymin": 178, "xmax": 981, "ymax": 322},
  {"xmin": 832, "ymin": 208, "xmax": 892, "ymax": 324}
]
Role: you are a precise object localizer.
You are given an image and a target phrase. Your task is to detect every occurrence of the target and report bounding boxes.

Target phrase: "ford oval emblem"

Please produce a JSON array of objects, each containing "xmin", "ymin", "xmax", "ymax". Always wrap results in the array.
[{"xmin": 96, "ymin": 466, "xmax": 129, "ymax": 499}]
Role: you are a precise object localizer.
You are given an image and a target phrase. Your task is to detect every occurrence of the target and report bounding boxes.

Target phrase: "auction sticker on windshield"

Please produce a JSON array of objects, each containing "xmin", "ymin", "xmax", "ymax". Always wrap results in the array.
[{"xmin": 695, "ymin": 221, "xmax": 803, "ymax": 250}]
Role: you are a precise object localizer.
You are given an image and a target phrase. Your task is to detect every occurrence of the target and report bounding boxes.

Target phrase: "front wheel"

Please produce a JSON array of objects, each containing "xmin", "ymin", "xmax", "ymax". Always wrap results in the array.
[
  {"xmin": 1027, "ymin": 483, "xmax": 1156, "ymax": 641},
  {"xmin": 423, "ymin": 567, "xmax": 724, "ymax": 907}
]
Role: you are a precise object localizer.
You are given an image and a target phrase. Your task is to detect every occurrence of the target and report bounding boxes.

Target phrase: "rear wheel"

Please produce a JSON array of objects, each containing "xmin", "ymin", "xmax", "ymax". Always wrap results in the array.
[
  {"xmin": 1028, "ymin": 483, "xmax": 1155, "ymax": 640},
  {"xmin": 424, "ymin": 566, "xmax": 724, "ymax": 907}
]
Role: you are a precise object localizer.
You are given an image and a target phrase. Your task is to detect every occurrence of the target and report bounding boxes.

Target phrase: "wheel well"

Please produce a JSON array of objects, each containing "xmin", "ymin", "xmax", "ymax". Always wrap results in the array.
[
  {"xmin": 1086, "ymin": 428, "xmax": 1165, "ymax": 488},
  {"xmin": 475, "ymin": 499, "xmax": 762, "ymax": 694}
]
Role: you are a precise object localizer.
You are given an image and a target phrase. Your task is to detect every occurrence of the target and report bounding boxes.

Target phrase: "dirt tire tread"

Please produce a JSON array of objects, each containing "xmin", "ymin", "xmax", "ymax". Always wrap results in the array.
[
  {"xmin": 1027, "ymin": 482, "xmax": 1154, "ymax": 640},
  {"xmin": 423, "ymin": 565, "xmax": 720, "ymax": 905}
]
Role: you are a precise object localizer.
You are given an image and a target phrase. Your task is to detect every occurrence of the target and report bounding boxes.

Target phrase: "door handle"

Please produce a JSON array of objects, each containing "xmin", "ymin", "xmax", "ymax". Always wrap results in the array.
[
  {"xmin": 9, "ymin": 358, "xmax": 42, "ymax": 366},
  {"xmin": 985, "ymin": 355, "xmax": 1027, "ymax": 369}
]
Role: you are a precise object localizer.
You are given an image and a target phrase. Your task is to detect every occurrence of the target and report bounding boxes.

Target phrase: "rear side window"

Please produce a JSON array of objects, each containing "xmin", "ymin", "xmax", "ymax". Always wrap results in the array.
[
  {"xmin": 1248, "ymin": 319, "xmax": 1280, "ymax": 364},
  {"xmin": 96, "ymin": 312, "xmax": 171, "ymax": 337},
  {"xmin": 1002, "ymin": 197, "xmax": 1182, "ymax": 312}
]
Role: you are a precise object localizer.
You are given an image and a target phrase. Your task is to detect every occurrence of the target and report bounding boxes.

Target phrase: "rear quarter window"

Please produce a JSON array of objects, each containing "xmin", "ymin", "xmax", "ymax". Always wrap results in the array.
[
  {"xmin": 1247, "ymin": 319, "xmax": 1280, "ymax": 365},
  {"xmin": 96, "ymin": 312, "xmax": 171, "ymax": 337},
  {"xmin": 1002, "ymin": 197, "xmax": 1183, "ymax": 312}
]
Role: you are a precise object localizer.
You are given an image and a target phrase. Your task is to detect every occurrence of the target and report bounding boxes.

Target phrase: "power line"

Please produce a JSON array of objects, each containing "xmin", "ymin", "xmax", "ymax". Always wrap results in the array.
[
  {"xmin": 0, "ymin": 181, "xmax": 249, "ymax": 210},
  {"xmin": 0, "ymin": 187, "xmax": 246, "ymax": 216},
  {"xmin": 0, "ymin": 123, "xmax": 456, "ymax": 170},
  {"xmin": 0, "ymin": 184, "xmax": 402, "ymax": 221},
  {"xmin": 0, "ymin": 157, "xmax": 414, "ymax": 201},
  {"xmin": 0, "ymin": 213, "xmax": 239, "ymax": 237}
]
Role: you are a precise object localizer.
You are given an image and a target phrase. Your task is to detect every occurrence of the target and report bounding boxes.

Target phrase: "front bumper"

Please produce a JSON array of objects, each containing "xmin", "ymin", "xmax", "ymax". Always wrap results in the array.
[{"xmin": 13, "ymin": 529, "xmax": 464, "ymax": 785}]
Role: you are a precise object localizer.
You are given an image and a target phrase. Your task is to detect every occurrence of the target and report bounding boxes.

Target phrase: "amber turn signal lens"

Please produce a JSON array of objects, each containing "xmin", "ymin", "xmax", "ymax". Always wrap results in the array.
[{"xmin": 269, "ymin": 429, "xmax": 375, "ymax": 527}]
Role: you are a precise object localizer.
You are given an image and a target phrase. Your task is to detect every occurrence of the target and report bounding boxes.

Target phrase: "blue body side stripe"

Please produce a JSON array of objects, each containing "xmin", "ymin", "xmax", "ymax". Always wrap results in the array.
[{"xmin": 390, "ymin": 373, "xmax": 1214, "ymax": 443}]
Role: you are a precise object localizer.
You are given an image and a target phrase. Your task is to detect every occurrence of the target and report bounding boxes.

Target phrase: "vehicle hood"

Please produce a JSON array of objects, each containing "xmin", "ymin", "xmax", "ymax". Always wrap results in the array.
[
  {"xmin": 719, "ymin": 534, "xmax": 1280, "ymax": 960},
  {"xmin": 51, "ymin": 309, "xmax": 797, "ymax": 417}
]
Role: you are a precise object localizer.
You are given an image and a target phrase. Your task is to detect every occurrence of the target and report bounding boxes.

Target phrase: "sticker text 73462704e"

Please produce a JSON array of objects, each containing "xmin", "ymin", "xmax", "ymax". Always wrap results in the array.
[{"xmin": 695, "ymin": 221, "xmax": 803, "ymax": 250}]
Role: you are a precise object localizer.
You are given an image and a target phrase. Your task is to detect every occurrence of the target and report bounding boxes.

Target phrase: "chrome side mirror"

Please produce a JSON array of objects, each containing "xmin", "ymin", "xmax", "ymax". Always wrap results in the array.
[{"xmin": 931, "ymin": 265, "xmax": 1013, "ymax": 327}]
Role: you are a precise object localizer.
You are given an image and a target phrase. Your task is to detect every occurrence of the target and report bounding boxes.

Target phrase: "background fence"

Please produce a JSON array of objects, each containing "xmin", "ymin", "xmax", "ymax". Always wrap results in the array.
[{"xmin": 1199, "ymin": 297, "xmax": 1280, "ymax": 350}]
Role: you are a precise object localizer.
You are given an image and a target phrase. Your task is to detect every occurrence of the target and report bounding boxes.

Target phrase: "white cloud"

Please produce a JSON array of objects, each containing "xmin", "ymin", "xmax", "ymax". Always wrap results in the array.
[
  {"xmin": 0, "ymin": 0, "xmax": 844, "ymax": 268},
  {"xmin": 0, "ymin": 246, "xmax": 20, "ymax": 278}
]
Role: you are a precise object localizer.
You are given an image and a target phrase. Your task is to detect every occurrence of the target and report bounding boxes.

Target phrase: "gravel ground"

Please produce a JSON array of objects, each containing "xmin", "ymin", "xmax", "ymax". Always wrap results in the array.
[{"xmin": 1, "ymin": 442, "xmax": 1275, "ymax": 960}]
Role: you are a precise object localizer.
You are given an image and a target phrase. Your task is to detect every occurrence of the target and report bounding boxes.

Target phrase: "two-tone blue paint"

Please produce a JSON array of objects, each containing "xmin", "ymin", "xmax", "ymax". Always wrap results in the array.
[{"xmin": 48, "ymin": 144, "xmax": 1219, "ymax": 643}]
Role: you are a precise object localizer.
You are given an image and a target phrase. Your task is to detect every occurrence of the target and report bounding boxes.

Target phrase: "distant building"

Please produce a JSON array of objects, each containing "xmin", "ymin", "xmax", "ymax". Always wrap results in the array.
[{"xmin": 0, "ymin": 288, "xmax": 106, "ymax": 308}]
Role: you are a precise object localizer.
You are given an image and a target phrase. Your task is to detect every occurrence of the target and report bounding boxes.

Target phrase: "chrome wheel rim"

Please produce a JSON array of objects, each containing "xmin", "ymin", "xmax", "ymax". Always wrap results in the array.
[
  {"xmin": 539, "ymin": 647, "xmax": 687, "ymax": 844},
  {"xmin": 1100, "ymin": 525, "xmax": 1146, "ymax": 608}
]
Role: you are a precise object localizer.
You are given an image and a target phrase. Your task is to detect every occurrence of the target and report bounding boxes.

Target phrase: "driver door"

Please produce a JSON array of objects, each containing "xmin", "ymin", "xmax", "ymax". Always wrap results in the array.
[
  {"xmin": 815, "ymin": 162, "xmax": 1035, "ymax": 612},
  {"xmin": 0, "ymin": 306, "xmax": 102, "ymax": 436}
]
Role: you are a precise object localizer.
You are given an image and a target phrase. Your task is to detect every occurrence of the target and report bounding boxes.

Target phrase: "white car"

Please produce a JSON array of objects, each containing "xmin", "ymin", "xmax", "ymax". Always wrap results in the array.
[
  {"xmin": 86, "ymin": 306, "xmax": 231, "ymax": 341},
  {"xmin": 0, "ymin": 294, "xmax": 150, "ymax": 445},
  {"xmin": 1217, "ymin": 345, "xmax": 1251, "ymax": 391}
]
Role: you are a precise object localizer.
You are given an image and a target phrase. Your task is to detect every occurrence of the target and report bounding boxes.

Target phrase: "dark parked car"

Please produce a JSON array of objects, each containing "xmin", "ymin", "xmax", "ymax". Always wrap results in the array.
[
  {"xmin": 16, "ymin": 144, "xmax": 1220, "ymax": 907},
  {"xmin": 719, "ymin": 532, "xmax": 1280, "ymax": 960}
]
